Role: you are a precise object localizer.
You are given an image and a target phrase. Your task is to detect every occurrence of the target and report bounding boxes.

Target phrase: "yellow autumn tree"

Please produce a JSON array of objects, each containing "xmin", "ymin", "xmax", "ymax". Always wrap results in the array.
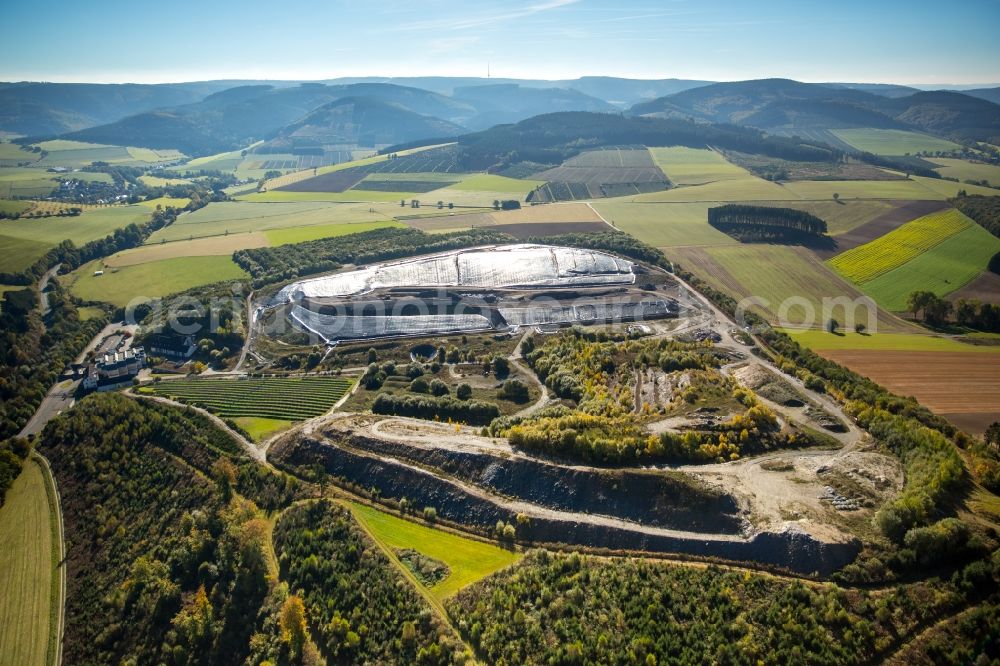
[{"xmin": 280, "ymin": 594, "xmax": 308, "ymax": 655}]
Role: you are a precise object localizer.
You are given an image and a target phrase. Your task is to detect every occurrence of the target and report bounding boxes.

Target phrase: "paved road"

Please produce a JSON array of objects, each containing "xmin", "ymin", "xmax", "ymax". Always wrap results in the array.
[
  {"xmin": 38, "ymin": 263, "xmax": 61, "ymax": 318},
  {"xmin": 20, "ymin": 379, "xmax": 79, "ymax": 438}
]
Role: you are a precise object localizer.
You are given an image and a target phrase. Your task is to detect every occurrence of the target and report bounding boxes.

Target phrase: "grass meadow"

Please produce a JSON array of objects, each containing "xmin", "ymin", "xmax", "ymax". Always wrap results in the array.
[
  {"xmin": 148, "ymin": 200, "xmax": 402, "ymax": 242},
  {"xmin": 830, "ymin": 129, "xmax": 962, "ymax": 155},
  {"xmin": 0, "ymin": 459, "xmax": 57, "ymax": 666},
  {"xmin": 347, "ymin": 501, "xmax": 519, "ymax": 601},
  {"xmin": 857, "ymin": 223, "xmax": 1000, "ymax": 310},
  {"xmin": 780, "ymin": 329, "xmax": 1000, "ymax": 353},
  {"xmin": 66, "ymin": 255, "xmax": 248, "ymax": 306},
  {"xmin": 929, "ymin": 158, "xmax": 1000, "ymax": 186}
]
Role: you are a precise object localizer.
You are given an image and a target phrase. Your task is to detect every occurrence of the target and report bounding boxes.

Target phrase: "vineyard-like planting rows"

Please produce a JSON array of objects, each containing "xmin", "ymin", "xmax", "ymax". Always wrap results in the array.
[
  {"xmin": 145, "ymin": 376, "xmax": 353, "ymax": 421},
  {"xmin": 828, "ymin": 209, "xmax": 971, "ymax": 284}
]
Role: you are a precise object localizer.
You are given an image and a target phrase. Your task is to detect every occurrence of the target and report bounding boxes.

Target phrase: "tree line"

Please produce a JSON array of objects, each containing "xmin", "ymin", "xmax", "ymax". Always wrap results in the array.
[
  {"xmin": 708, "ymin": 204, "xmax": 828, "ymax": 242},
  {"xmin": 233, "ymin": 227, "xmax": 515, "ymax": 288}
]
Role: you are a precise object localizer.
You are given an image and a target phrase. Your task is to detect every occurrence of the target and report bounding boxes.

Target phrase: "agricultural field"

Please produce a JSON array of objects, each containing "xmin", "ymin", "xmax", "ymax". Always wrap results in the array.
[
  {"xmin": 347, "ymin": 500, "xmax": 519, "ymax": 601},
  {"xmin": 65, "ymin": 255, "xmax": 248, "ymax": 306},
  {"xmin": 829, "ymin": 128, "xmax": 962, "ymax": 155},
  {"xmin": 230, "ymin": 416, "xmax": 293, "ymax": 442},
  {"xmin": 595, "ymin": 201, "xmax": 735, "ymax": 247},
  {"xmin": 105, "ymin": 233, "xmax": 270, "ymax": 267},
  {"xmin": 0, "ymin": 167, "xmax": 63, "ymax": 198},
  {"xmin": 856, "ymin": 222, "xmax": 1000, "ymax": 310},
  {"xmin": 818, "ymin": 350, "xmax": 1000, "ymax": 435},
  {"xmin": 778, "ymin": 178, "xmax": 949, "ymax": 200},
  {"xmin": 404, "ymin": 201, "xmax": 605, "ymax": 234},
  {"xmin": 32, "ymin": 140, "xmax": 184, "ymax": 168},
  {"xmin": 0, "ymin": 143, "xmax": 39, "ymax": 165},
  {"xmin": 148, "ymin": 200, "xmax": 401, "ymax": 242},
  {"xmin": 649, "ymin": 146, "xmax": 753, "ymax": 185},
  {"xmin": 143, "ymin": 375, "xmax": 354, "ymax": 421},
  {"xmin": 779, "ymin": 329, "xmax": 999, "ymax": 353},
  {"xmin": 134, "ymin": 196, "xmax": 191, "ymax": 209},
  {"xmin": 264, "ymin": 219, "xmax": 402, "ymax": 245},
  {"xmin": 828, "ymin": 209, "xmax": 973, "ymax": 284},
  {"xmin": 0, "ymin": 205, "xmax": 151, "ymax": 247},
  {"xmin": 138, "ymin": 174, "xmax": 193, "ymax": 187},
  {"xmin": 530, "ymin": 147, "xmax": 670, "ymax": 202},
  {"xmin": 672, "ymin": 244, "xmax": 913, "ymax": 332},
  {"xmin": 909, "ymin": 174, "xmax": 1000, "ymax": 198},
  {"xmin": 930, "ymin": 157, "xmax": 1000, "ymax": 186},
  {"xmin": 0, "ymin": 458, "xmax": 57, "ymax": 666},
  {"xmin": 0, "ymin": 199, "xmax": 32, "ymax": 217},
  {"xmin": 449, "ymin": 173, "xmax": 544, "ymax": 192},
  {"xmin": 239, "ymin": 188, "xmax": 419, "ymax": 203},
  {"xmin": 0, "ymin": 205, "xmax": 153, "ymax": 272},
  {"xmin": 631, "ymin": 174, "xmax": 791, "ymax": 202},
  {"xmin": 0, "ymin": 235, "xmax": 51, "ymax": 273}
]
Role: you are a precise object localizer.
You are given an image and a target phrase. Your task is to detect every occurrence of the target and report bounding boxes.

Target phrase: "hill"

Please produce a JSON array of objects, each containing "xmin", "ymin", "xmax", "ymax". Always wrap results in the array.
[
  {"xmin": 62, "ymin": 83, "xmax": 470, "ymax": 155},
  {"xmin": 0, "ymin": 81, "xmax": 245, "ymax": 136},
  {"xmin": 631, "ymin": 79, "xmax": 1000, "ymax": 144},
  {"xmin": 390, "ymin": 111, "xmax": 843, "ymax": 174},
  {"xmin": 452, "ymin": 84, "xmax": 614, "ymax": 129},
  {"xmin": 264, "ymin": 96, "xmax": 464, "ymax": 151}
]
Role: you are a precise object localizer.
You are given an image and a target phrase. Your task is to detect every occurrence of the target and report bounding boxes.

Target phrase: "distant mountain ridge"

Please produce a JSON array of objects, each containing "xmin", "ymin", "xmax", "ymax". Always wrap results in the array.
[
  {"xmin": 3, "ymin": 76, "xmax": 997, "ymax": 155},
  {"xmin": 630, "ymin": 78, "xmax": 1000, "ymax": 144}
]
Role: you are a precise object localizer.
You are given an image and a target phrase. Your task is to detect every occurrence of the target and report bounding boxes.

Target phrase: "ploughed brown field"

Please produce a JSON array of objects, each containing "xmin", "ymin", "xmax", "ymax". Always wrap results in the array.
[{"xmin": 820, "ymin": 350, "xmax": 1000, "ymax": 435}]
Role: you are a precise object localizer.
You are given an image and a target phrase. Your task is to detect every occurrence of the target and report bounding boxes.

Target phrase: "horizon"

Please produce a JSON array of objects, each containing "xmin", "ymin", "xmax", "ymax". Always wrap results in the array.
[
  {"xmin": 2, "ymin": 0, "xmax": 999, "ymax": 86},
  {"xmin": 3, "ymin": 74, "xmax": 1000, "ymax": 90}
]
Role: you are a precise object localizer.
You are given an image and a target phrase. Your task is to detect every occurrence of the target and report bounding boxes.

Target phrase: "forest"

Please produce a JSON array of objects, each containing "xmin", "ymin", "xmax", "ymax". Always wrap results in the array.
[
  {"xmin": 707, "ymin": 204, "xmax": 829, "ymax": 243},
  {"xmin": 448, "ymin": 550, "xmax": 999, "ymax": 665},
  {"xmin": 272, "ymin": 500, "xmax": 463, "ymax": 665},
  {"xmin": 0, "ymin": 283, "xmax": 105, "ymax": 441},
  {"xmin": 37, "ymin": 393, "xmax": 296, "ymax": 664}
]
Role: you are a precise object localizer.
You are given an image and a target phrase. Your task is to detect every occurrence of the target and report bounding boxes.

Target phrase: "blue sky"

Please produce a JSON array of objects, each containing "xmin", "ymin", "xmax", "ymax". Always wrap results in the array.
[{"xmin": 2, "ymin": 0, "xmax": 999, "ymax": 85}]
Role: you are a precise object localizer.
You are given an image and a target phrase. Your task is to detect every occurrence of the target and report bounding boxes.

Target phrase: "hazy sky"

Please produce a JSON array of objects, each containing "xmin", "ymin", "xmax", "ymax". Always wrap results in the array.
[{"xmin": 2, "ymin": 0, "xmax": 999, "ymax": 85}]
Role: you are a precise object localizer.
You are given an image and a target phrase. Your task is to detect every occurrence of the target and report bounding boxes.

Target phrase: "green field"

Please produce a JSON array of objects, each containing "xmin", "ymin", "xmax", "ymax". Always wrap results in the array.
[
  {"xmin": 145, "ymin": 376, "xmax": 354, "ymax": 421},
  {"xmin": 0, "ymin": 205, "xmax": 150, "ymax": 249},
  {"xmin": 857, "ymin": 222, "xmax": 1000, "ymax": 310},
  {"xmin": 779, "ymin": 329, "xmax": 1000, "ymax": 353},
  {"xmin": 0, "ymin": 143, "xmax": 38, "ymax": 164},
  {"xmin": 135, "ymin": 196, "xmax": 191, "ymax": 209},
  {"xmin": 139, "ymin": 175, "xmax": 193, "ymax": 187},
  {"xmin": 347, "ymin": 501, "xmax": 519, "ymax": 601},
  {"xmin": 66, "ymin": 255, "xmax": 248, "ymax": 306},
  {"xmin": 0, "ymin": 199, "xmax": 32, "ymax": 216},
  {"xmin": 149, "ymin": 200, "xmax": 404, "ymax": 242},
  {"xmin": 32, "ymin": 140, "xmax": 184, "ymax": 168},
  {"xmin": 0, "ymin": 234, "xmax": 52, "ymax": 272},
  {"xmin": 264, "ymin": 219, "xmax": 402, "ymax": 245},
  {"xmin": 674, "ymin": 244, "xmax": 911, "ymax": 331},
  {"xmin": 909, "ymin": 175, "xmax": 1000, "ymax": 198},
  {"xmin": 448, "ymin": 173, "xmax": 543, "ymax": 193},
  {"xmin": 231, "ymin": 416, "xmax": 294, "ymax": 441},
  {"xmin": 632, "ymin": 175, "xmax": 791, "ymax": 202},
  {"xmin": 595, "ymin": 201, "xmax": 735, "ymax": 248},
  {"xmin": 240, "ymin": 189, "xmax": 420, "ymax": 203},
  {"xmin": 829, "ymin": 209, "xmax": 971, "ymax": 283},
  {"xmin": 648, "ymin": 146, "xmax": 752, "ymax": 185},
  {"xmin": 830, "ymin": 128, "xmax": 962, "ymax": 155},
  {"xmin": 930, "ymin": 158, "xmax": 1000, "ymax": 186},
  {"xmin": 0, "ymin": 459, "xmax": 57, "ymax": 666},
  {"xmin": 779, "ymin": 178, "xmax": 947, "ymax": 200}
]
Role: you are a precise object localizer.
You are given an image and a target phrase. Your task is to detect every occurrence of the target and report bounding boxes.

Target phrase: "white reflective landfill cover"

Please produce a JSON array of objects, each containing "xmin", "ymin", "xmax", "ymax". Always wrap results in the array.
[
  {"xmin": 273, "ymin": 244, "xmax": 635, "ymax": 303},
  {"xmin": 291, "ymin": 305, "xmax": 493, "ymax": 341}
]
